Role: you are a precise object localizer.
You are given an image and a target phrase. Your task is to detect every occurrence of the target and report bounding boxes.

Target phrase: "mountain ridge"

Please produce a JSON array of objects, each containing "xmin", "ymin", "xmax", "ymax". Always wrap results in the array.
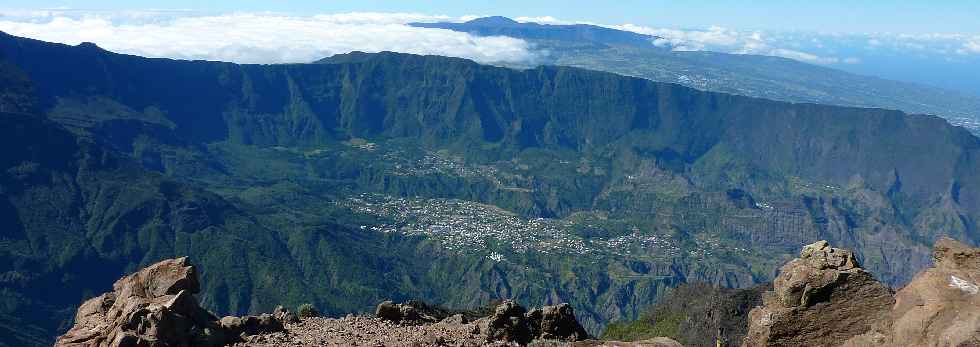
[{"xmin": 409, "ymin": 17, "xmax": 980, "ymax": 133}]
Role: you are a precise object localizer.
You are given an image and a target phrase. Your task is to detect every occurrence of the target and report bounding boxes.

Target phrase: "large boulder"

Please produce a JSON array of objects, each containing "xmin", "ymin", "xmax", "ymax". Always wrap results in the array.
[
  {"xmin": 55, "ymin": 257, "xmax": 284, "ymax": 347},
  {"xmin": 845, "ymin": 237, "xmax": 980, "ymax": 346},
  {"xmin": 527, "ymin": 303, "xmax": 589, "ymax": 341},
  {"xmin": 475, "ymin": 300, "xmax": 533, "ymax": 344},
  {"xmin": 471, "ymin": 300, "xmax": 589, "ymax": 344},
  {"xmin": 743, "ymin": 241, "xmax": 895, "ymax": 346},
  {"xmin": 374, "ymin": 300, "xmax": 437, "ymax": 324},
  {"xmin": 272, "ymin": 305, "xmax": 300, "ymax": 324}
]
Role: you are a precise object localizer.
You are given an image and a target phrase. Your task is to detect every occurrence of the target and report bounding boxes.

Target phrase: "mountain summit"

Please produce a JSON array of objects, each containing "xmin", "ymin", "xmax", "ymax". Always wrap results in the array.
[
  {"xmin": 463, "ymin": 16, "xmax": 521, "ymax": 26},
  {"xmin": 411, "ymin": 16, "xmax": 661, "ymax": 47}
]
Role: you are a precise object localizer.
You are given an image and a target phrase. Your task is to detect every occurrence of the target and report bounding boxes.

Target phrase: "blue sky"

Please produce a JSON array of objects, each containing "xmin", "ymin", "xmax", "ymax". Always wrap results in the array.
[{"xmin": 4, "ymin": 0, "xmax": 980, "ymax": 34}]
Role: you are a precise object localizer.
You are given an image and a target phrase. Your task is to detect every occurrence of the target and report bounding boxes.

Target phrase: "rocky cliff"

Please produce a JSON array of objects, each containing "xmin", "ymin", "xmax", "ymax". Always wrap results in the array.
[{"xmin": 744, "ymin": 239, "xmax": 980, "ymax": 346}]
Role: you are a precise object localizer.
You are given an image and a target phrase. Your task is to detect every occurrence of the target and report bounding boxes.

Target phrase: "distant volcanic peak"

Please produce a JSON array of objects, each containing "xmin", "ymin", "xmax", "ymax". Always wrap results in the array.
[
  {"xmin": 465, "ymin": 16, "xmax": 521, "ymax": 26},
  {"xmin": 411, "ymin": 16, "xmax": 659, "ymax": 48},
  {"xmin": 75, "ymin": 41, "xmax": 104, "ymax": 51}
]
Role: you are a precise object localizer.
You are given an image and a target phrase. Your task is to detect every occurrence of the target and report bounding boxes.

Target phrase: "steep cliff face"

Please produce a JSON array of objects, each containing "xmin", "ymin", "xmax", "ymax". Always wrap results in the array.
[
  {"xmin": 2, "ymin": 32, "xmax": 979, "ymax": 344},
  {"xmin": 0, "ymin": 113, "xmax": 309, "ymax": 346},
  {"xmin": 603, "ymin": 282, "xmax": 769, "ymax": 346}
]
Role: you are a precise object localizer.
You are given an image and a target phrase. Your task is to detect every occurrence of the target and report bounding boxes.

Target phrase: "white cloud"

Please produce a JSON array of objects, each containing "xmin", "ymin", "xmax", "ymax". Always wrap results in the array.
[
  {"xmin": 0, "ymin": 11, "xmax": 539, "ymax": 64},
  {"xmin": 862, "ymin": 32, "xmax": 980, "ymax": 57},
  {"xmin": 514, "ymin": 16, "xmax": 569, "ymax": 25},
  {"xmin": 611, "ymin": 23, "xmax": 845, "ymax": 65},
  {"xmin": 510, "ymin": 15, "xmax": 980, "ymax": 64},
  {"xmin": 512, "ymin": 16, "xmax": 605, "ymax": 26},
  {"xmin": 2, "ymin": 10, "xmax": 976, "ymax": 66},
  {"xmin": 769, "ymin": 48, "xmax": 839, "ymax": 64},
  {"xmin": 961, "ymin": 39, "xmax": 980, "ymax": 54}
]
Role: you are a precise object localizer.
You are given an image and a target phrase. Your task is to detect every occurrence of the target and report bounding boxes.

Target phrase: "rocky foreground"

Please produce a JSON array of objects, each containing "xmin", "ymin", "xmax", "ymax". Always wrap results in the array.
[
  {"xmin": 53, "ymin": 237, "xmax": 980, "ymax": 346},
  {"xmin": 744, "ymin": 237, "xmax": 980, "ymax": 346},
  {"xmin": 231, "ymin": 312, "xmax": 680, "ymax": 346},
  {"xmin": 54, "ymin": 257, "xmax": 290, "ymax": 347},
  {"xmin": 52, "ymin": 257, "xmax": 680, "ymax": 347}
]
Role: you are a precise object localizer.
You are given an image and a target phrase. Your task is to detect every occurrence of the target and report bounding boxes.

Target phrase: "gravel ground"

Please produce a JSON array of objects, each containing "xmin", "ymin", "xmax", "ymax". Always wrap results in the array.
[
  {"xmin": 232, "ymin": 315, "xmax": 675, "ymax": 346},
  {"xmin": 233, "ymin": 315, "xmax": 512, "ymax": 347}
]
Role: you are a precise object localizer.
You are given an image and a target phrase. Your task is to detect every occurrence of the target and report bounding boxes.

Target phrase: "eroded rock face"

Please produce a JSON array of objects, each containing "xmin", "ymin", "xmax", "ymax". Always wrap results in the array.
[
  {"xmin": 743, "ymin": 241, "xmax": 895, "ymax": 347},
  {"xmin": 746, "ymin": 238, "xmax": 980, "ymax": 346},
  {"xmin": 846, "ymin": 237, "xmax": 980, "ymax": 346},
  {"xmin": 55, "ymin": 258, "xmax": 285, "ymax": 347}
]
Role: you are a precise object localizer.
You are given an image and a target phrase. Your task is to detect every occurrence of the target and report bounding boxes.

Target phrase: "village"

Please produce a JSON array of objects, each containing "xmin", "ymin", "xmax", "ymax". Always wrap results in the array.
[{"xmin": 336, "ymin": 193, "xmax": 683, "ymax": 263}]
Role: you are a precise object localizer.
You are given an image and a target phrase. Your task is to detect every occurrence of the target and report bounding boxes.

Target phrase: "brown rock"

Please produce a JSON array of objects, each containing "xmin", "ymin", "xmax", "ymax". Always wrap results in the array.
[
  {"xmin": 375, "ymin": 301, "xmax": 401, "ymax": 322},
  {"xmin": 743, "ymin": 240, "xmax": 895, "ymax": 347},
  {"xmin": 55, "ymin": 257, "xmax": 283, "ymax": 347},
  {"xmin": 55, "ymin": 257, "xmax": 214, "ymax": 347},
  {"xmin": 527, "ymin": 303, "xmax": 589, "ymax": 341},
  {"xmin": 273, "ymin": 305, "xmax": 300, "ymax": 324},
  {"xmin": 850, "ymin": 237, "xmax": 980, "ymax": 346},
  {"xmin": 744, "ymin": 238, "xmax": 980, "ymax": 346},
  {"xmin": 440, "ymin": 313, "xmax": 467, "ymax": 325},
  {"xmin": 479, "ymin": 300, "xmax": 532, "ymax": 344},
  {"xmin": 599, "ymin": 337, "xmax": 684, "ymax": 347},
  {"xmin": 374, "ymin": 300, "xmax": 437, "ymax": 324}
]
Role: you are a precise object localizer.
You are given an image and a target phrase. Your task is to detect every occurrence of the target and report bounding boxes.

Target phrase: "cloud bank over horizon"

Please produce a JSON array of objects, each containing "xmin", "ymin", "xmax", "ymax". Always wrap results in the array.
[
  {"xmin": 3, "ymin": 10, "xmax": 979, "ymax": 66},
  {"xmin": 0, "ymin": 11, "xmax": 537, "ymax": 64},
  {"xmin": 510, "ymin": 16, "xmax": 980, "ymax": 65},
  {"xmin": 1, "ymin": 10, "xmax": 978, "ymax": 95}
]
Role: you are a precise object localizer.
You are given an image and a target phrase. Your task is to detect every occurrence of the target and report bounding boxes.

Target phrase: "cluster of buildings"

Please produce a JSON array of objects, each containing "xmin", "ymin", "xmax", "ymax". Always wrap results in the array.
[{"xmin": 337, "ymin": 193, "xmax": 683, "ymax": 262}]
